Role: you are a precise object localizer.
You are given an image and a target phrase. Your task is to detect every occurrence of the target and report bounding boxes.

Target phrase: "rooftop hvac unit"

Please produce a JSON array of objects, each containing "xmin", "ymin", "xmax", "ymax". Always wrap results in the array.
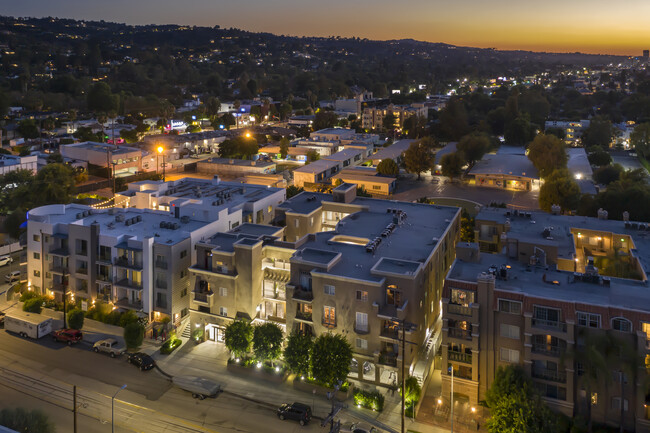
[
  {"xmin": 76, "ymin": 213, "xmax": 83, "ymax": 219},
  {"xmin": 172, "ymin": 223, "xmax": 180, "ymax": 230},
  {"xmin": 181, "ymin": 216, "xmax": 190, "ymax": 224},
  {"xmin": 125, "ymin": 220, "xmax": 131, "ymax": 226},
  {"xmin": 160, "ymin": 221, "xmax": 166, "ymax": 228},
  {"xmin": 116, "ymin": 214, "xmax": 125, "ymax": 222}
]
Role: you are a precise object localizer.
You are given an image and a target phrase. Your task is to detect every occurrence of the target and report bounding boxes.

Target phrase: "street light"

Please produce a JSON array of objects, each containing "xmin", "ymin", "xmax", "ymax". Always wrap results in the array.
[
  {"xmin": 112, "ymin": 384, "xmax": 127, "ymax": 433},
  {"xmin": 157, "ymin": 146, "xmax": 165, "ymax": 182}
]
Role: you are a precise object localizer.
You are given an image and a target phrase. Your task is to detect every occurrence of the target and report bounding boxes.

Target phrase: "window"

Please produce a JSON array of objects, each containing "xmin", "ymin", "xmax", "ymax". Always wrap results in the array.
[
  {"xmin": 499, "ymin": 348, "xmax": 519, "ymax": 363},
  {"xmin": 219, "ymin": 307, "xmax": 228, "ymax": 317},
  {"xmin": 356, "ymin": 338, "xmax": 368, "ymax": 350},
  {"xmin": 156, "ymin": 293, "xmax": 167, "ymax": 309},
  {"xmin": 180, "ymin": 288, "xmax": 187, "ymax": 297},
  {"xmin": 33, "ymin": 234, "xmax": 40, "ymax": 242},
  {"xmin": 612, "ymin": 317, "xmax": 632, "ymax": 332},
  {"xmin": 33, "ymin": 252, "xmax": 40, "ymax": 260},
  {"xmin": 577, "ymin": 312, "xmax": 601, "ymax": 328},
  {"xmin": 294, "ymin": 219, "xmax": 299, "ymax": 228},
  {"xmin": 323, "ymin": 306, "xmax": 336, "ymax": 327},
  {"xmin": 612, "ymin": 371, "xmax": 628, "ymax": 384},
  {"xmin": 386, "ymin": 286, "xmax": 402, "ymax": 306},
  {"xmin": 533, "ymin": 306, "xmax": 559, "ymax": 322},
  {"xmin": 356, "ymin": 312, "xmax": 368, "ymax": 332},
  {"xmin": 180, "ymin": 250, "xmax": 187, "ymax": 259},
  {"xmin": 180, "ymin": 270, "xmax": 187, "ymax": 279},
  {"xmin": 500, "ymin": 324, "xmax": 520, "ymax": 340},
  {"xmin": 611, "ymin": 397, "xmax": 629, "ymax": 411},
  {"xmin": 356, "ymin": 290, "xmax": 368, "ymax": 302},
  {"xmin": 33, "ymin": 270, "xmax": 40, "ymax": 277},
  {"xmin": 324, "ymin": 284, "xmax": 335, "ymax": 295},
  {"xmin": 180, "ymin": 308, "xmax": 189, "ymax": 318},
  {"xmin": 267, "ymin": 205, "xmax": 272, "ymax": 214},
  {"xmin": 498, "ymin": 299, "xmax": 522, "ymax": 315},
  {"xmin": 219, "ymin": 287, "xmax": 227, "ymax": 297},
  {"xmin": 372, "ymin": 185, "xmax": 381, "ymax": 190}
]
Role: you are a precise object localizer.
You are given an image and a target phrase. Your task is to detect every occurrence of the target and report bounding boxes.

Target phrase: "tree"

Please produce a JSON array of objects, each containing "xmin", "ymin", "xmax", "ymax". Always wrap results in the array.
[
  {"xmin": 87, "ymin": 82, "xmax": 117, "ymax": 113},
  {"xmin": 382, "ymin": 112, "xmax": 397, "ymax": 132},
  {"xmin": 283, "ymin": 331, "xmax": 313, "ymax": 376},
  {"xmin": 485, "ymin": 365, "xmax": 557, "ymax": 433},
  {"xmin": 527, "ymin": 134, "xmax": 567, "ymax": 178},
  {"xmin": 376, "ymin": 159, "xmax": 399, "ymax": 176},
  {"xmin": 34, "ymin": 164, "xmax": 76, "ymax": 205},
  {"xmin": 401, "ymin": 376, "xmax": 421, "ymax": 410},
  {"xmin": 252, "ymin": 322, "xmax": 283, "ymax": 363},
  {"xmin": 224, "ymin": 320, "xmax": 253, "ymax": 358},
  {"xmin": 0, "ymin": 408, "xmax": 56, "ymax": 433},
  {"xmin": 460, "ymin": 210, "xmax": 475, "ymax": 242},
  {"xmin": 279, "ymin": 137, "xmax": 290, "ymax": 159},
  {"xmin": 124, "ymin": 322, "xmax": 144, "ymax": 350},
  {"xmin": 504, "ymin": 115, "xmax": 535, "ymax": 146},
  {"xmin": 539, "ymin": 169, "xmax": 581, "ymax": 213},
  {"xmin": 402, "ymin": 115, "xmax": 427, "ymax": 139},
  {"xmin": 67, "ymin": 309, "xmax": 85, "ymax": 330},
  {"xmin": 306, "ymin": 150, "xmax": 320, "ymax": 163},
  {"xmin": 456, "ymin": 133, "xmax": 490, "ymax": 165},
  {"xmin": 440, "ymin": 152, "xmax": 465, "ymax": 179},
  {"xmin": 311, "ymin": 333, "xmax": 353, "ymax": 386},
  {"xmin": 587, "ymin": 149, "xmax": 612, "ymax": 167},
  {"xmin": 593, "ymin": 164, "xmax": 623, "ymax": 185},
  {"xmin": 286, "ymin": 186, "xmax": 304, "ymax": 198},
  {"xmin": 46, "ymin": 153, "xmax": 64, "ymax": 164},
  {"xmin": 313, "ymin": 111, "xmax": 338, "ymax": 130},
  {"xmin": 438, "ymin": 98, "xmax": 470, "ymax": 140},
  {"xmin": 17, "ymin": 119, "xmax": 39, "ymax": 140},
  {"xmin": 582, "ymin": 117, "xmax": 613, "ymax": 149},
  {"xmin": 630, "ymin": 122, "xmax": 650, "ymax": 158},
  {"xmin": 23, "ymin": 298, "xmax": 42, "ymax": 314},
  {"xmin": 403, "ymin": 142, "xmax": 433, "ymax": 180}
]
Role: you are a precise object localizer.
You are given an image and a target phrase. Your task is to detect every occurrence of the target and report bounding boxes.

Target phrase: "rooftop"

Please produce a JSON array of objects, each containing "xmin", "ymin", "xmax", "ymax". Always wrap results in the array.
[
  {"xmin": 322, "ymin": 148, "xmax": 363, "ymax": 162},
  {"xmin": 469, "ymin": 154, "xmax": 538, "ymax": 179},
  {"xmin": 62, "ymin": 141, "xmax": 141, "ymax": 156},
  {"xmin": 293, "ymin": 160, "xmax": 341, "ymax": 174},
  {"xmin": 199, "ymin": 158, "xmax": 275, "ymax": 168},
  {"xmin": 371, "ymin": 139, "xmax": 414, "ymax": 161},
  {"xmin": 311, "ymin": 128, "xmax": 356, "ymax": 137}
]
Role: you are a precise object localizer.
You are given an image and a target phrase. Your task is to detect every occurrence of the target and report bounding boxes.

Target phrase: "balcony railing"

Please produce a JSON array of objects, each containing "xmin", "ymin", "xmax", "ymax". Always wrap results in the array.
[
  {"xmin": 76, "ymin": 267, "xmax": 88, "ymax": 275},
  {"xmin": 114, "ymin": 278, "xmax": 143, "ymax": 291},
  {"xmin": 49, "ymin": 263, "xmax": 67, "ymax": 274},
  {"xmin": 193, "ymin": 291, "xmax": 213, "ymax": 303},
  {"xmin": 97, "ymin": 273, "xmax": 112, "ymax": 282},
  {"xmin": 115, "ymin": 297, "xmax": 143, "ymax": 310},
  {"xmin": 292, "ymin": 287, "xmax": 314, "ymax": 302},
  {"xmin": 49, "ymin": 246, "xmax": 70, "ymax": 256},
  {"xmin": 263, "ymin": 289, "xmax": 286, "ymax": 301},
  {"xmin": 448, "ymin": 327, "xmax": 472, "ymax": 341},
  {"xmin": 114, "ymin": 257, "xmax": 143, "ymax": 270},
  {"xmin": 295, "ymin": 310, "xmax": 313, "ymax": 322},
  {"xmin": 155, "ymin": 260, "xmax": 168, "ymax": 270},
  {"xmin": 532, "ymin": 318, "xmax": 567, "ymax": 332},
  {"xmin": 532, "ymin": 368, "xmax": 566, "ymax": 383},
  {"xmin": 448, "ymin": 303, "xmax": 473, "ymax": 316},
  {"xmin": 378, "ymin": 351, "xmax": 398, "ymax": 367},
  {"xmin": 448, "ymin": 350, "xmax": 472, "ymax": 364},
  {"xmin": 532, "ymin": 343, "xmax": 563, "ymax": 357},
  {"xmin": 380, "ymin": 328, "xmax": 399, "ymax": 340},
  {"xmin": 354, "ymin": 323, "xmax": 369, "ymax": 335},
  {"xmin": 51, "ymin": 283, "xmax": 67, "ymax": 294},
  {"xmin": 97, "ymin": 254, "xmax": 112, "ymax": 263}
]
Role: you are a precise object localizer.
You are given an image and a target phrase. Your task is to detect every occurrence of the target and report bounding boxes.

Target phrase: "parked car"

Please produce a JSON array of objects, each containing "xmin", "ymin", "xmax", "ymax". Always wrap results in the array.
[
  {"xmin": 52, "ymin": 329, "xmax": 83, "ymax": 345},
  {"xmin": 5, "ymin": 271, "xmax": 20, "ymax": 283},
  {"xmin": 340, "ymin": 422, "xmax": 380, "ymax": 433},
  {"xmin": 173, "ymin": 375, "xmax": 221, "ymax": 399},
  {"xmin": 93, "ymin": 338, "xmax": 125, "ymax": 358},
  {"xmin": 277, "ymin": 402, "xmax": 312, "ymax": 426},
  {"xmin": 0, "ymin": 256, "xmax": 13, "ymax": 267},
  {"xmin": 127, "ymin": 352, "xmax": 155, "ymax": 371}
]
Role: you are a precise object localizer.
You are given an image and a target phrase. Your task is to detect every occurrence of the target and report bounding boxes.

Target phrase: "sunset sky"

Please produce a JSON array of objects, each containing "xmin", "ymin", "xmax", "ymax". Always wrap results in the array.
[{"xmin": 4, "ymin": 0, "xmax": 650, "ymax": 55}]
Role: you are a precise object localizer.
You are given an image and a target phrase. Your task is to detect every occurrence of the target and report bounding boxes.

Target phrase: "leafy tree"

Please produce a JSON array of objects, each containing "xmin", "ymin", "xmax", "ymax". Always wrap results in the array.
[
  {"xmin": 17, "ymin": 119, "xmax": 40, "ymax": 139},
  {"xmin": 382, "ymin": 112, "xmax": 397, "ymax": 131},
  {"xmin": 124, "ymin": 322, "xmax": 144, "ymax": 350},
  {"xmin": 313, "ymin": 111, "xmax": 338, "ymax": 130},
  {"xmin": 440, "ymin": 152, "xmax": 465, "ymax": 179},
  {"xmin": 402, "ymin": 115, "xmax": 427, "ymax": 139},
  {"xmin": 23, "ymin": 298, "xmax": 42, "ymax": 313},
  {"xmin": 356, "ymin": 187, "xmax": 372, "ymax": 197},
  {"xmin": 67, "ymin": 309, "xmax": 85, "ymax": 330},
  {"xmin": 73, "ymin": 126, "xmax": 101, "ymax": 142},
  {"xmin": 504, "ymin": 115, "xmax": 535, "ymax": 146},
  {"xmin": 376, "ymin": 159, "xmax": 399, "ymax": 176},
  {"xmin": 218, "ymin": 137, "xmax": 259, "ymax": 159},
  {"xmin": 544, "ymin": 127, "xmax": 566, "ymax": 140},
  {"xmin": 401, "ymin": 376, "xmax": 421, "ymax": 408},
  {"xmin": 485, "ymin": 365, "xmax": 557, "ymax": 433},
  {"xmin": 460, "ymin": 210, "xmax": 475, "ymax": 242},
  {"xmin": 438, "ymin": 98, "xmax": 470, "ymax": 140},
  {"xmin": 306, "ymin": 150, "xmax": 320, "ymax": 162},
  {"xmin": 286, "ymin": 185, "xmax": 304, "ymax": 198},
  {"xmin": 539, "ymin": 169, "xmax": 580, "ymax": 213},
  {"xmin": 630, "ymin": 122, "xmax": 650, "ymax": 158},
  {"xmin": 34, "ymin": 164, "xmax": 76, "ymax": 205},
  {"xmin": 582, "ymin": 117, "xmax": 613, "ymax": 149},
  {"xmin": 527, "ymin": 134, "xmax": 567, "ymax": 178},
  {"xmin": 224, "ymin": 320, "xmax": 253, "ymax": 358},
  {"xmin": 0, "ymin": 408, "xmax": 56, "ymax": 433},
  {"xmin": 403, "ymin": 142, "xmax": 433, "ymax": 180},
  {"xmin": 252, "ymin": 322, "xmax": 283, "ymax": 363},
  {"xmin": 279, "ymin": 137, "xmax": 290, "ymax": 159},
  {"xmin": 87, "ymin": 82, "xmax": 118, "ymax": 113},
  {"xmin": 593, "ymin": 164, "xmax": 623, "ymax": 185},
  {"xmin": 283, "ymin": 331, "xmax": 313, "ymax": 376},
  {"xmin": 311, "ymin": 333, "xmax": 353, "ymax": 386},
  {"xmin": 587, "ymin": 149, "xmax": 612, "ymax": 167},
  {"xmin": 456, "ymin": 133, "xmax": 490, "ymax": 165}
]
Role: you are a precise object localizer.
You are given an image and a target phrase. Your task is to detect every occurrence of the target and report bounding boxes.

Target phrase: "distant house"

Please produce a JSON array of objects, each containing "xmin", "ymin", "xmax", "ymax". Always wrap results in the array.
[
  {"xmin": 468, "ymin": 154, "xmax": 539, "ymax": 191},
  {"xmin": 293, "ymin": 160, "xmax": 341, "ymax": 187}
]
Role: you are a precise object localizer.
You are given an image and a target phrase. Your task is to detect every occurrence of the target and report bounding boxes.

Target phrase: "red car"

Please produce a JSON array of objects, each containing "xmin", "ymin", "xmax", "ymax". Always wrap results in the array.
[{"xmin": 52, "ymin": 329, "xmax": 83, "ymax": 345}]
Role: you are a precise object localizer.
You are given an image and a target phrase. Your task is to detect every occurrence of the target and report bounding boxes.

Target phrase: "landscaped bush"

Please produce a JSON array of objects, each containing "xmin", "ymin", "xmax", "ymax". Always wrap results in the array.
[
  {"xmin": 353, "ymin": 389, "xmax": 385, "ymax": 412},
  {"xmin": 23, "ymin": 298, "xmax": 43, "ymax": 314},
  {"xmin": 67, "ymin": 309, "xmax": 85, "ymax": 330},
  {"xmin": 303, "ymin": 377, "xmax": 350, "ymax": 392},
  {"xmin": 227, "ymin": 356, "xmax": 287, "ymax": 374},
  {"xmin": 191, "ymin": 328, "xmax": 204, "ymax": 342},
  {"xmin": 160, "ymin": 336, "xmax": 182, "ymax": 354},
  {"xmin": 124, "ymin": 322, "xmax": 144, "ymax": 349},
  {"xmin": 19, "ymin": 291, "xmax": 41, "ymax": 302}
]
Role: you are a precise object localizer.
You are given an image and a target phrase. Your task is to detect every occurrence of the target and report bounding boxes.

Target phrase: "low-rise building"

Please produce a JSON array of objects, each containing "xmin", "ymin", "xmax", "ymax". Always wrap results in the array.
[
  {"xmin": 469, "ymin": 154, "xmax": 539, "ymax": 191},
  {"xmin": 60, "ymin": 142, "xmax": 146, "ymax": 177},
  {"xmin": 322, "ymin": 148, "xmax": 364, "ymax": 168},
  {"xmin": 544, "ymin": 120, "xmax": 591, "ymax": 145},
  {"xmin": 197, "ymin": 158, "xmax": 276, "ymax": 177},
  {"xmin": 0, "ymin": 154, "xmax": 38, "ymax": 175},
  {"xmin": 293, "ymin": 160, "xmax": 342, "ymax": 188},
  {"xmin": 370, "ymin": 139, "xmax": 414, "ymax": 166}
]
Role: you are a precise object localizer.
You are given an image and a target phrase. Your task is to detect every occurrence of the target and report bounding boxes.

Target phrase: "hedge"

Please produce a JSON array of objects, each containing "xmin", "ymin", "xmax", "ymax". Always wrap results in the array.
[
  {"xmin": 353, "ymin": 389, "xmax": 384, "ymax": 412},
  {"xmin": 160, "ymin": 338, "xmax": 182, "ymax": 354}
]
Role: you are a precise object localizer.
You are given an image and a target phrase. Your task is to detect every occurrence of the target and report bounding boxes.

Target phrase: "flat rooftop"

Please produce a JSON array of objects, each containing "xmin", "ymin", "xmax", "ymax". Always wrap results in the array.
[
  {"xmin": 199, "ymin": 223, "xmax": 284, "ymax": 252},
  {"xmin": 567, "ymin": 147, "xmax": 593, "ymax": 178},
  {"xmin": 199, "ymin": 158, "xmax": 275, "ymax": 168},
  {"xmin": 62, "ymin": 141, "xmax": 140, "ymax": 156},
  {"xmin": 293, "ymin": 160, "xmax": 341, "ymax": 174},
  {"xmin": 469, "ymin": 154, "xmax": 538, "ymax": 179},
  {"xmin": 447, "ymin": 252, "xmax": 650, "ymax": 312},
  {"xmin": 323, "ymin": 148, "xmax": 363, "ymax": 162},
  {"xmin": 311, "ymin": 128, "xmax": 355, "ymax": 137},
  {"xmin": 371, "ymin": 139, "xmax": 414, "ymax": 161}
]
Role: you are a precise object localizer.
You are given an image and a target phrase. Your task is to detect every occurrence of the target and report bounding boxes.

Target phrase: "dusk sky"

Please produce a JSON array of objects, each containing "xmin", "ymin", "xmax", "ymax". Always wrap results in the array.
[{"xmin": 4, "ymin": 0, "xmax": 650, "ymax": 55}]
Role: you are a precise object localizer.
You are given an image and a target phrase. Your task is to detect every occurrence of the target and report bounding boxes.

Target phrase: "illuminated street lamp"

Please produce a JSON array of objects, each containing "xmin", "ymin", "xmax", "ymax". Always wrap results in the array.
[
  {"xmin": 245, "ymin": 132, "xmax": 251, "ymax": 138},
  {"xmin": 157, "ymin": 146, "xmax": 165, "ymax": 182}
]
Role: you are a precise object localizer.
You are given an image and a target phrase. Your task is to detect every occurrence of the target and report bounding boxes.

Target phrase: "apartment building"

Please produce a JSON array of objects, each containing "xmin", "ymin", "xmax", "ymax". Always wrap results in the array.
[
  {"xmin": 441, "ymin": 208, "xmax": 650, "ymax": 432},
  {"xmin": 361, "ymin": 104, "xmax": 428, "ymax": 131},
  {"xmin": 60, "ymin": 142, "xmax": 146, "ymax": 177}
]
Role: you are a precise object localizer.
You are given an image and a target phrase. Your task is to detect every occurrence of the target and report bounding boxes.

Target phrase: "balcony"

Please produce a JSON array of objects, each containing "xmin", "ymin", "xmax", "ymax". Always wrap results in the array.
[
  {"xmin": 97, "ymin": 273, "xmax": 112, "ymax": 283},
  {"xmin": 190, "ymin": 264, "xmax": 237, "ymax": 278},
  {"xmin": 448, "ymin": 303, "xmax": 473, "ymax": 317},
  {"xmin": 378, "ymin": 351, "xmax": 398, "ymax": 367},
  {"xmin": 532, "ymin": 318, "xmax": 567, "ymax": 333},
  {"xmin": 295, "ymin": 310, "xmax": 313, "ymax": 322},
  {"xmin": 380, "ymin": 327, "xmax": 399, "ymax": 340},
  {"xmin": 263, "ymin": 289, "xmax": 286, "ymax": 301},
  {"xmin": 155, "ymin": 260, "xmax": 168, "ymax": 270},
  {"xmin": 447, "ymin": 327, "xmax": 473, "ymax": 341},
  {"xmin": 97, "ymin": 254, "xmax": 112, "ymax": 264},
  {"xmin": 76, "ymin": 267, "xmax": 88, "ymax": 276},
  {"xmin": 193, "ymin": 291, "xmax": 213, "ymax": 304},
  {"xmin": 49, "ymin": 246, "xmax": 70, "ymax": 257},
  {"xmin": 51, "ymin": 283, "xmax": 67, "ymax": 294},
  {"xmin": 532, "ymin": 343, "xmax": 562, "ymax": 357},
  {"xmin": 115, "ymin": 298, "xmax": 143, "ymax": 310},
  {"xmin": 49, "ymin": 263, "xmax": 67, "ymax": 274},
  {"xmin": 377, "ymin": 300, "xmax": 408, "ymax": 320},
  {"xmin": 291, "ymin": 287, "xmax": 313, "ymax": 303},
  {"xmin": 114, "ymin": 257, "xmax": 143, "ymax": 270},
  {"xmin": 448, "ymin": 350, "xmax": 472, "ymax": 364},
  {"xmin": 532, "ymin": 368, "xmax": 566, "ymax": 383},
  {"xmin": 114, "ymin": 278, "xmax": 143, "ymax": 291}
]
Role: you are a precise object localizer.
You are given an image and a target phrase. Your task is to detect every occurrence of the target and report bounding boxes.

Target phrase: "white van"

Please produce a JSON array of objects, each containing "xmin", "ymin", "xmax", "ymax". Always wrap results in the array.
[
  {"xmin": 4, "ymin": 311, "xmax": 53, "ymax": 339},
  {"xmin": 5, "ymin": 271, "xmax": 20, "ymax": 283},
  {"xmin": 0, "ymin": 256, "xmax": 13, "ymax": 267}
]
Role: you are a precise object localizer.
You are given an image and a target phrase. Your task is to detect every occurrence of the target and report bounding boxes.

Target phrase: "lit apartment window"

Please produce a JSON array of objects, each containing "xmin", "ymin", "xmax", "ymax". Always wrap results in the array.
[
  {"xmin": 356, "ymin": 290, "xmax": 368, "ymax": 302},
  {"xmin": 499, "ymin": 348, "xmax": 519, "ymax": 363},
  {"xmin": 323, "ymin": 285, "xmax": 335, "ymax": 295},
  {"xmin": 576, "ymin": 312, "xmax": 601, "ymax": 328},
  {"xmin": 323, "ymin": 306, "xmax": 336, "ymax": 327},
  {"xmin": 498, "ymin": 299, "xmax": 521, "ymax": 315}
]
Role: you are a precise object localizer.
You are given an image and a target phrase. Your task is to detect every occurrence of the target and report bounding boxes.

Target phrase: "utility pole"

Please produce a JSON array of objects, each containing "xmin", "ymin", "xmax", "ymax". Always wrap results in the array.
[
  {"xmin": 321, "ymin": 381, "xmax": 344, "ymax": 433},
  {"xmin": 450, "ymin": 365, "xmax": 454, "ymax": 433},
  {"xmin": 392, "ymin": 318, "xmax": 417, "ymax": 433},
  {"xmin": 73, "ymin": 385, "xmax": 77, "ymax": 433}
]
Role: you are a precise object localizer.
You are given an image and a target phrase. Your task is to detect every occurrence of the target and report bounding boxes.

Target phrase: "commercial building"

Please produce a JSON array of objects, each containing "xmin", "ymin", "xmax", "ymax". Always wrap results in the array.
[
  {"xmin": 441, "ymin": 208, "xmax": 650, "ymax": 432},
  {"xmin": 189, "ymin": 184, "xmax": 461, "ymax": 387},
  {"xmin": 468, "ymin": 154, "xmax": 539, "ymax": 191},
  {"xmin": 60, "ymin": 142, "xmax": 146, "ymax": 177},
  {"xmin": 197, "ymin": 158, "xmax": 276, "ymax": 177},
  {"xmin": 362, "ymin": 104, "xmax": 428, "ymax": 131},
  {"xmin": 0, "ymin": 154, "xmax": 37, "ymax": 175}
]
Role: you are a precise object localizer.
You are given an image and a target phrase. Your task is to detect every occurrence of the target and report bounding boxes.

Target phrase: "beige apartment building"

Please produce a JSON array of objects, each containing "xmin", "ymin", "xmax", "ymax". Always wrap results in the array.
[
  {"xmin": 188, "ymin": 183, "xmax": 461, "ymax": 386},
  {"xmin": 361, "ymin": 104, "xmax": 428, "ymax": 131},
  {"xmin": 440, "ymin": 208, "xmax": 650, "ymax": 432}
]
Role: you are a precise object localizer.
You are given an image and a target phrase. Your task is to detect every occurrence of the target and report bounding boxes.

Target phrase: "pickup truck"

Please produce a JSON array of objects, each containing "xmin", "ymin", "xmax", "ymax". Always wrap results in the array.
[
  {"xmin": 52, "ymin": 329, "xmax": 83, "ymax": 345},
  {"xmin": 92, "ymin": 338, "xmax": 125, "ymax": 358}
]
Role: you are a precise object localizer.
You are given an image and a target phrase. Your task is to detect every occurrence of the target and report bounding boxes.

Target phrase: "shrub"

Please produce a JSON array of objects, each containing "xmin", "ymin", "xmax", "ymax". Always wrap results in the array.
[
  {"xmin": 160, "ymin": 336, "xmax": 182, "ymax": 354},
  {"xmin": 67, "ymin": 309, "xmax": 85, "ymax": 330},
  {"xmin": 191, "ymin": 328, "xmax": 204, "ymax": 342},
  {"xmin": 124, "ymin": 322, "xmax": 144, "ymax": 350},
  {"xmin": 23, "ymin": 298, "xmax": 42, "ymax": 314},
  {"xmin": 0, "ymin": 407, "xmax": 55, "ymax": 433},
  {"xmin": 353, "ymin": 389, "xmax": 385, "ymax": 412},
  {"xmin": 20, "ymin": 291, "xmax": 41, "ymax": 302},
  {"xmin": 119, "ymin": 310, "xmax": 139, "ymax": 327},
  {"xmin": 224, "ymin": 320, "xmax": 253, "ymax": 358}
]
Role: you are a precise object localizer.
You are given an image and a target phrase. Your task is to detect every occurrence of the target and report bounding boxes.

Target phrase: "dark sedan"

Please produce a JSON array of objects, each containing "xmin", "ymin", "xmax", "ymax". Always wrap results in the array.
[{"xmin": 127, "ymin": 352, "xmax": 155, "ymax": 371}]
